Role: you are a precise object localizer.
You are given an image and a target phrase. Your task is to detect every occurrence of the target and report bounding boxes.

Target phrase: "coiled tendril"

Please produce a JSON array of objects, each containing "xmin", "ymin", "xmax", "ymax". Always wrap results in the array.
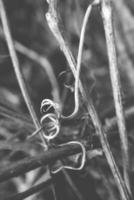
[
  {"xmin": 40, "ymin": 113, "xmax": 60, "ymax": 141},
  {"xmin": 51, "ymin": 141, "xmax": 86, "ymax": 173},
  {"xmin": 41, "ymin": 98, "xmax": 60, "ymax": 117},
  {"xmin": 40, "ymin": 99, "xmax": 60, "ymax": 141}
]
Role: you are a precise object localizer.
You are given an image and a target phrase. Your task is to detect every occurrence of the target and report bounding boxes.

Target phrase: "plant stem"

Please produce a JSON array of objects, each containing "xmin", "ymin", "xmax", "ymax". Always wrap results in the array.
[
  {"xmin": 101, "ymin": 0, "xmax": 130, "ymax": 194},
  {"xmin": 0, "ymin": 144, "xmax": 98, "ymax": 182},
  {"xmin": 4, "ymin": 179, "xmax": 52, "ymax": 200}
]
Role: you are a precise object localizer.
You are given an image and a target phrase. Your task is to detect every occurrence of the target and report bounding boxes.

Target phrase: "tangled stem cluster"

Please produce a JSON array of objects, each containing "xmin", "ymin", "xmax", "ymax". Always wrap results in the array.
[{"xmin": 39, "ymin": 98, "xmax": 86, "ymax": 173}]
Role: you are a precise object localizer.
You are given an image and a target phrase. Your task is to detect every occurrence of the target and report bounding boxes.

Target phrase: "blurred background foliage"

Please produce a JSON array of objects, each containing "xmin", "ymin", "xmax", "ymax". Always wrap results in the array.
[{"xmin": 0, "ymin": 0, "xmax": 134, "ymax": 199}]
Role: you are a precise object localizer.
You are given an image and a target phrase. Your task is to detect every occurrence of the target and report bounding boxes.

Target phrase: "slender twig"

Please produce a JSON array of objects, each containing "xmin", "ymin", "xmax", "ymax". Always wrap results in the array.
[
  {"xmin": 0, "ymin": 144, "xmax": 99, "ymax": 182},
  {"xmin": 4, "ymin": 179, "xmax": 52, "ymax": 200},
  {"xmin": 0, "ymin": 0, "xmax": 47, "ymax": 147},
  {"xmin": 101, "ymin": 0, "xmax": 130, "ymax": 193},
  {"xmin": 45, "ymin": 1, "xmax": 131, "ymax": 199}
]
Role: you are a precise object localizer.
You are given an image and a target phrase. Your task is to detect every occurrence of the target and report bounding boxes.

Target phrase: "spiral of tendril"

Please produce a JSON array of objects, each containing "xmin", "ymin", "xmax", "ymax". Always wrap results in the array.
[{"xmin": 40, "ymin": 99, "xmax": 60, "ymax": 141}]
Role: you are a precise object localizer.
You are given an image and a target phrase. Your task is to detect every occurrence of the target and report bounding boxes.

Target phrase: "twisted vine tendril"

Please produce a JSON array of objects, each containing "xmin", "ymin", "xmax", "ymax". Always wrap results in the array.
[
  {"xmin": 51, "ymin": 141, "xmax": 86, "ymax": 174},
  {"xmin": 41, "ymin": 98, "xmax": 61, "ymax": 117},
  {"xmin": 61, "ymin": 4, "xmax": 92, "ymax": 120},
  {"xmin": 40, "ymin": 113, "xmax": 60, "ymax": 141}
]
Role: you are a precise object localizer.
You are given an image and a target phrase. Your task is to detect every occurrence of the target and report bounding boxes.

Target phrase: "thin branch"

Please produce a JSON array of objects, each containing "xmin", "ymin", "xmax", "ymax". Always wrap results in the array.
[
  {"xmin": 4, "ymin": 179, "xmax": 52, "ymax": 200},
  {"xmin": 0, "ymin": 0, "xmax": 47, "ymax": 147},
  {"xmin": 101, "ymin": 0, "xmax": 130, "ymax": 193},
  {"xmin": 45, "ymin": 1, "xmax": 131, "ymax": 199},
  {"xmin": 0, "ymin": 144, "xmax": 99, "ymax": 183}
]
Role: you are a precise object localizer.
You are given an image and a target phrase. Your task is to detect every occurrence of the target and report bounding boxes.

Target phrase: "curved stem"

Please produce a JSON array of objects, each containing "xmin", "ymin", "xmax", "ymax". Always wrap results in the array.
[
  {"xmin": 101, "ymin": 0, "xmax": 130, "ymax": 194},
  {"xmin": 62, "ymin": 4, "xmax": 92, "ymax": 119}
]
